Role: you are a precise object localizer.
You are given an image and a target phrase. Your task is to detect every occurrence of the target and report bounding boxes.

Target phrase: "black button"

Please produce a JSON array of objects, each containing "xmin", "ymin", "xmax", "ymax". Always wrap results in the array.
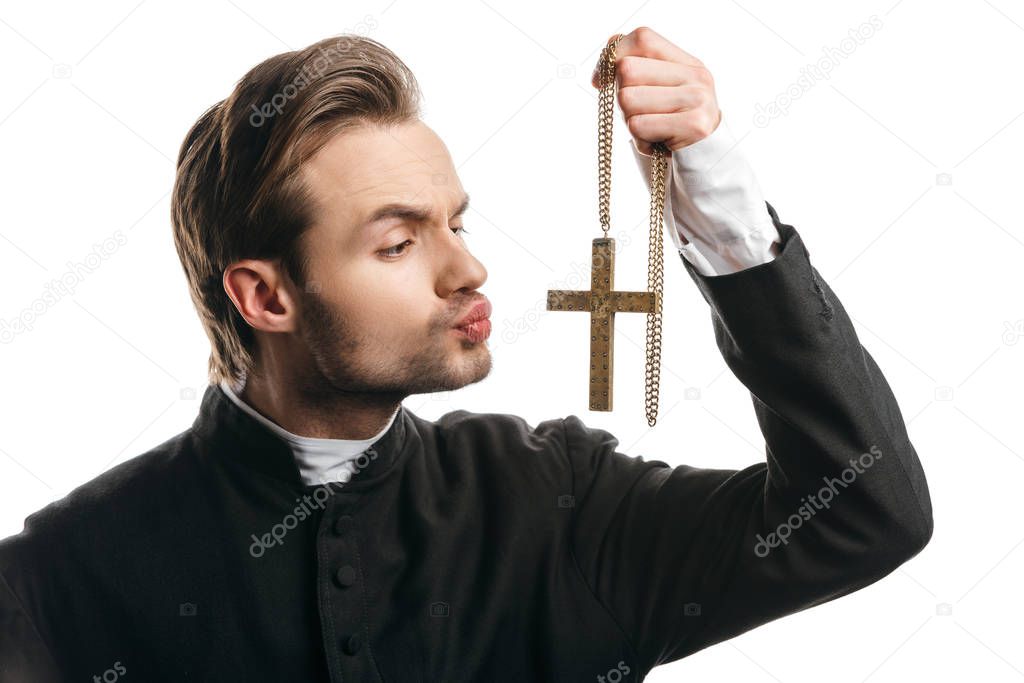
[
  {"xmin": 333, "ymin": 515, "xmax": 353, "ymax": 536},
  {"xmin": 343, "ymin": 633, "xmax": 362, "ymax": 655},
  {"xmin": 334, "ymin": 565, "xmax": 357, "ymax": 587}
]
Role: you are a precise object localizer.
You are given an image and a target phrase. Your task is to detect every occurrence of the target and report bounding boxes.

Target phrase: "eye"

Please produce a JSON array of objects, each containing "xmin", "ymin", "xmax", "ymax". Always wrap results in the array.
[
  {"xmin": 379, "ymin": 240, "xmax": 412, "ymax": 259},
  {"xmin": 378, "ymin": 227, "xmax": 470, "ymax": 260}
]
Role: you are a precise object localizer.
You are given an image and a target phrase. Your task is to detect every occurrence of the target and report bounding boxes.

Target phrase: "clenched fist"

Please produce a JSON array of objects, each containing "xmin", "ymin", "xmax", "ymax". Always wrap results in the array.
[{"xmin": 591, "ymin": 27, "xmax": 722, "ymax": 155}]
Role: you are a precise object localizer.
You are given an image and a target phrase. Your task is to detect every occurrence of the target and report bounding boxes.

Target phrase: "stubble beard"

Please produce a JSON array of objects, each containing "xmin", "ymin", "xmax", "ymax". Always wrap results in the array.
[{"xmin": 297, "ymin": 290, "xmax": 492, "ymax": 400}]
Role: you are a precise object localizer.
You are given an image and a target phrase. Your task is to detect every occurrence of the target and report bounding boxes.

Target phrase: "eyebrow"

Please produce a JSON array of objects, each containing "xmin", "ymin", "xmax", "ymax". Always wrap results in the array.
[{"xmin": 363, "ymin": 193, "xmax": 471, "ymax": 229}]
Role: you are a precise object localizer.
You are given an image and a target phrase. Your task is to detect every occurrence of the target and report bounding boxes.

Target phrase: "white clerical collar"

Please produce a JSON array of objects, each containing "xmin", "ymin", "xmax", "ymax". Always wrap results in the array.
[{"xmin": 218, "ymin": 379, "xmax": 400, "ymax": 487}]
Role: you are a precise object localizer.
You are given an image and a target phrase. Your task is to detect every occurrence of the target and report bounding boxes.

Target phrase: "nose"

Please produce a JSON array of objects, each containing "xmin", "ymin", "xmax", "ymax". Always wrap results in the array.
[{"xmin": 436, "ymin": 230, "xmax": 487, "ymax": 299}]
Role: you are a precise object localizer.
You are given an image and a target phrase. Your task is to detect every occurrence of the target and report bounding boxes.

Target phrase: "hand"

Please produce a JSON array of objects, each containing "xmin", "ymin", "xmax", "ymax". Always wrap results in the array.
[{"xmin": 590, "ymin": 27, "xmax": 722, "ymax": 155}]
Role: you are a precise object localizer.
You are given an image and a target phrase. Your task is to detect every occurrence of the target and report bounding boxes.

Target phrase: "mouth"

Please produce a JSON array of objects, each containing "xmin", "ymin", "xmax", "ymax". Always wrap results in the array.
[{"xmin": 453, "ymin": 299, "xmax": 492, "ymax": 343}]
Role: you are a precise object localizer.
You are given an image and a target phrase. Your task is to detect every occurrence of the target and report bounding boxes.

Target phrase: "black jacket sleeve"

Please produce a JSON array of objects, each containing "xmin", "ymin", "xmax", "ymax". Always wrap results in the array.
[
  {"xmin": 0, "ymin": 570, "xmax": 61, "ymax": 682},
  {"xmin": 565, "ymin": 203, "xmax": 933, "ymax": 675}
]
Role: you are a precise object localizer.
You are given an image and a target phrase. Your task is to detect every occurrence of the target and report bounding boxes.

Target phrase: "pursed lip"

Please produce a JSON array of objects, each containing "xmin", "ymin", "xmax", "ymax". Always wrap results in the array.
[{"xmin": 453, "ymin": 298, "xmax": 492, "ymax": 328}]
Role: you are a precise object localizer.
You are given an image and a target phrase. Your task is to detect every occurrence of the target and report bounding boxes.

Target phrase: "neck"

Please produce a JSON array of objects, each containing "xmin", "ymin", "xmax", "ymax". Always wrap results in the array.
[{"xmin": 235, "ymin": 372, "xmax": 405, "ymax": 441}]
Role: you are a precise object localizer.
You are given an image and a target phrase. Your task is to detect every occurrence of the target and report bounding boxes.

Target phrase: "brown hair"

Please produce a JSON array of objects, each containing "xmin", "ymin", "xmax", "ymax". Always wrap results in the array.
[{"xmin": 171, "ymin": 34, "xmax": 422, "ymax": 386}]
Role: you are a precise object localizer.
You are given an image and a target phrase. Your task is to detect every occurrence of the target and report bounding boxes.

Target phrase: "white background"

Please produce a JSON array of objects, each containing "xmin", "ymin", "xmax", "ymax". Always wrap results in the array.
[{"xmin": 1, "ymin": 0, "xmax": 1021, "ymax": 681}]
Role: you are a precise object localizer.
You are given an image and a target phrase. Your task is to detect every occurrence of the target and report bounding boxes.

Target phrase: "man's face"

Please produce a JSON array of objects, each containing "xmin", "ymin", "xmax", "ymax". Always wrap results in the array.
[{"xmin": 291, "ymin": 119, "xmax": 491, "ymax": 397}]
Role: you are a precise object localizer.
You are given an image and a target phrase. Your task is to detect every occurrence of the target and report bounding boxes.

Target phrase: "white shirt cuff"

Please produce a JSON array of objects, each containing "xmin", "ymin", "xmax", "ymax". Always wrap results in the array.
[{"xmin": 629, "ymin": 112, "xmax": 781, "ymax": 276}]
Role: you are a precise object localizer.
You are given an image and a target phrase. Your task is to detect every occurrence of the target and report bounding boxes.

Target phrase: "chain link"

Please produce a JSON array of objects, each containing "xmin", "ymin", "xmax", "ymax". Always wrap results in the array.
[{"xmin": 598, "ymin": 35, "xmax": 667, "ymax": 427}]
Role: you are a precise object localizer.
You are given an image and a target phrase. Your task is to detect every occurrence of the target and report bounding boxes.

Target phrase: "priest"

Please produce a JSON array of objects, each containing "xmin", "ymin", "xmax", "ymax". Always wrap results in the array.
[{"xmin": 0, "ymin": 28, "xmax": 932, "ymax": 682}]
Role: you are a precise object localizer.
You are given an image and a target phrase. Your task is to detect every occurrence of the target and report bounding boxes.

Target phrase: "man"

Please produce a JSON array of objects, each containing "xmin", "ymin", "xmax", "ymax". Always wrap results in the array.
[{"xmin": 0, "ymin": 27, "xmax": 932, "ymax": 682}]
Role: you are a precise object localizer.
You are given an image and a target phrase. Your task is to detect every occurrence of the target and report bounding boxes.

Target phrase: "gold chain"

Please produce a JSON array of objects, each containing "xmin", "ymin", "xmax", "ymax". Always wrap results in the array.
[{"xmin": 598, "ymin": 35, "xmax": 667, "ymax": 427}]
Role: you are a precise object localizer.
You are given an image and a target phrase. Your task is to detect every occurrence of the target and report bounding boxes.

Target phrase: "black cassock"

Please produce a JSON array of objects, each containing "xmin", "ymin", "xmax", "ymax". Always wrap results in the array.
[{"xmin": 0, "ymin": 206, "xmax": 933, "ymax": 682}]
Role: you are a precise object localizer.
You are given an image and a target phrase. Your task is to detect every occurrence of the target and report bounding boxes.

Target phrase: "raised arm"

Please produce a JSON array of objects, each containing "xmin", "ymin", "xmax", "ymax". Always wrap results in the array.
[{"xmin": 565, "ymin": 206, "xmax": 933, "ymax": 675}]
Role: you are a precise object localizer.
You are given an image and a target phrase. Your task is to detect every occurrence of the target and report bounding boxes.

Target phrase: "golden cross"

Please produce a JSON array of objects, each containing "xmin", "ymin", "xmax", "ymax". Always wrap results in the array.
[{"xmin": 547, "ymin": 237, "xmax": 660, "ymax": 411}]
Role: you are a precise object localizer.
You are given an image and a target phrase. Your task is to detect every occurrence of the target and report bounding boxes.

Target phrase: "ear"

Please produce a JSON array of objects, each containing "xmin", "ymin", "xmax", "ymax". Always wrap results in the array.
[{"xmin": 223, "ymin": 259, "xmax": 299, "ymax": 334}]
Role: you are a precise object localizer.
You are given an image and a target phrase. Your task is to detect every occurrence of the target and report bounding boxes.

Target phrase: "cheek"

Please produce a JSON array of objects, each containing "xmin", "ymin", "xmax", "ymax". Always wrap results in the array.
[{"xmin": 333, "ymin": 265, "xmax": 433, "ymax": 333}]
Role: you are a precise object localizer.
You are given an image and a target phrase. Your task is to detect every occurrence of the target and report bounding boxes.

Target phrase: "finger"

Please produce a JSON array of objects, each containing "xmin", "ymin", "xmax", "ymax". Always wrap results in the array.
[
  {"xmin": 594, "ymin": 55, "xmax": 678, "ymax": 89},
  {"xmin": 626, "ymin": 110, "xmax": 717, "ymax": 150},
  {"xmin": 618, "ymin": 84, "xmax": 705, "ymax": 117},
  {"xmin": 591, "ymin": 28, "xmax": 704, "ymax": 89},
  {"xmin": 616, "ymin": 56, "xmax": 703, "ymax": 88},
  {"xmin": 615, "ymin": 27, "xmax": 703, "ymax": 67}
]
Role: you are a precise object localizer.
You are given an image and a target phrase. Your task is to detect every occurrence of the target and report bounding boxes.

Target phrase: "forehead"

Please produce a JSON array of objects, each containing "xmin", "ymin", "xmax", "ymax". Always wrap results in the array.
[{"xmin": 301, "ymin": 120, "xmax": 465, "ymax": 228}]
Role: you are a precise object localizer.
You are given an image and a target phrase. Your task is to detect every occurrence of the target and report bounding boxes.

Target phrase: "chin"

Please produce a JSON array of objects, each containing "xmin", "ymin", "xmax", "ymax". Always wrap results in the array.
[{"xmin": 452, "ymin": 346, "xmax": 492, "ymax": 387}]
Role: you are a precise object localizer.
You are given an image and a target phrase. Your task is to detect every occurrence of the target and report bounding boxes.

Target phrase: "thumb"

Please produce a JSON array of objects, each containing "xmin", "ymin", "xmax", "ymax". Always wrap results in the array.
[{"xmin": 591, "ymin": 33, "xmax": 624, "ymax": 89}]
